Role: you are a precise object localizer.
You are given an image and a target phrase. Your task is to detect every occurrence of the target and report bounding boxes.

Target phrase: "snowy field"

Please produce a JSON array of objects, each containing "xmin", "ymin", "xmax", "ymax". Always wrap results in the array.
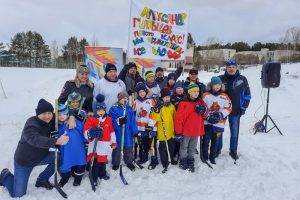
[{"xmin": 0, "ymin": 64, "xmax": 300, "ymax": 200}]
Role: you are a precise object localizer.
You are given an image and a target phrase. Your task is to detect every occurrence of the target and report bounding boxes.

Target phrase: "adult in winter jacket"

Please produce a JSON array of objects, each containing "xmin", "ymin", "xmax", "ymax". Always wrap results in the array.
[
  {"xmin": 0, "ymin": 99, "xmax": 69, "ymax": 198},
  {"xmin": 58, "ymin": 64, "xmax": 94, "ymax": 129},
  {"xmin": 217, "ymin": 59, "xmax": 251, "ymax": 160},
  {"xmin": 183, "ymin": 68, "xmax": 206, "ymax": 96},
  {"xmin": 118, "ymin": 62, "xmax": 142, "ymax": 94},
  {"xmin": 93, "ymin": 63, "xmax": 126, "ymax": 112},
  {"xmin": 155, "ymin": 66, "xmax": 183, "ymax": 89}
]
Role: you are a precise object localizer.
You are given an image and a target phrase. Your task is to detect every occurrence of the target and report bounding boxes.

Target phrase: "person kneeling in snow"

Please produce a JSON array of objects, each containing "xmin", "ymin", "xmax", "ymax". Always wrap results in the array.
[
  {"xmin": 0, "ymin": 99, "xmax": 69, "ymax": 198},
  {"xmin": 83, "ymin": 94, "xmax": 116, "ymax": 185},
  {"xmin": 175, "ymin": 84, "xmax": 208, "ymax": 172},
  {"xmin": 109, "ymin": 92, "xmax": 138, "ymax": 171},
  {"xmin": 57, "ymin": 104, "xmax": 87, "ymax": 187},
  {"xmin": 202, "ymin": 77, "xmax": 232, "ymax": 164}
]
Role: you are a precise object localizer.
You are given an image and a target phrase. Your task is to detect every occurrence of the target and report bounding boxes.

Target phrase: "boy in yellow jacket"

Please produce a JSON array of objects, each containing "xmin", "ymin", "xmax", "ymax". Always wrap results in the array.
[{"xmin": 149, "ymin": 88, "xmax": 176, "ymax": 173}]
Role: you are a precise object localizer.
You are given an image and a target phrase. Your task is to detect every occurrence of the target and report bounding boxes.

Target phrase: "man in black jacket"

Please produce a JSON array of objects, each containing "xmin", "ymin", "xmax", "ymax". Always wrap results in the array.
[
  {"xmin": 0, "ymin": 99, "xmax": 69, "ymax": 198},
  {"xmin": 155, "ymin": 66, "xmax": 183, "ymax": 89},
  {"xmin": 218, "ymin": 60, "xmax": 251, "ymax": 160}
]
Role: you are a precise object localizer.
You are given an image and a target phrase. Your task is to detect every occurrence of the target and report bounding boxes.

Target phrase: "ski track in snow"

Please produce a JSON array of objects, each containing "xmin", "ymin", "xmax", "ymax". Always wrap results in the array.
[{"xmin": 0, "ymin": 64, "xmax": 300, "ymax": 200}]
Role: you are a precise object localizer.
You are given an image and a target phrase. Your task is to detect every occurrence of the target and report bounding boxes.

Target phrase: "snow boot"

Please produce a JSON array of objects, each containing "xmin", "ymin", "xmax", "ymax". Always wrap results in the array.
[
  {"xmin": 112, "ymin": 165, "xmax": 119, "ymax": 171},
  {"xmin": 188, "ymin": 158, "xmax": 195, "ymax": 172},
  {"xmin": 148, "ymin": 156, "xmax": 159, "ymax": 170},
  {"xmin": 209, "ymin": 157, "xmax": 216, "ymax": 165},
  {"xmin": 98, "ymin": 163, "xmax": 110, "ymax": 180},
  {"xmin": 216, "ymin": 150, "xmax": 221, "ymax": 158},
  {"xmin": 0, "ymin": 168, "xmax": 10, "ymax": 186},
  {"xmin": 73, "ymin": 174, "xmax": 83, "ymax": 186},
  {"xmin": 35, "ymin": 180, "xmax": 54, "ymax": 190},
  {"xmin": 127, "ymin": 163, "xmax": 136, "ymax": 171},
  {"xmin": 59, "ymin": 172, "xmax": 71, "ymax": 187},
  {"xmin": 229, "ymin": 151, "xmax": 239, "ymax": 160},
  {"xmin": 179, "ymin": 158, "xmax": 188, "ymax": 170}
]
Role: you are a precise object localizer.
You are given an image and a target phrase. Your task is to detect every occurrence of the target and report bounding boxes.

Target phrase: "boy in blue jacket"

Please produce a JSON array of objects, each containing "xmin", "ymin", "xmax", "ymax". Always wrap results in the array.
[
  {"xmin": 109, "ymin": 92, "xmax": 138, "ymax": 171},
  {"xmin": 57, "ymin": 104, "xmax": 87, "ymax": 187}
]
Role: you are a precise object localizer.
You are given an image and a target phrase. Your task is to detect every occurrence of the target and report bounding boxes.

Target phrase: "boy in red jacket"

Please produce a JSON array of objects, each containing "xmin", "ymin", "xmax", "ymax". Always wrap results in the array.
[
  {"xmin": 83, "ymin": 94, "xmax": 116, "ymax": 185},
  {"xmin": 175, "ymin": 84, "xmax": 208, "ymax": 172}
]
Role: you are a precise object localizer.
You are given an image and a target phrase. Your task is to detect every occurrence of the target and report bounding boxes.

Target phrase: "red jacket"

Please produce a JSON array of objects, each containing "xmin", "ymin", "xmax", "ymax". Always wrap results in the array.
[{"xmin": 175, "ymin": 98, "xmax": 208, "ymax": 137}]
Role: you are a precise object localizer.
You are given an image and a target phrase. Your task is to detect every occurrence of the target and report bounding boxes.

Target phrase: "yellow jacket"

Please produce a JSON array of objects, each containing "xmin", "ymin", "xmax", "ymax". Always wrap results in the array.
[{"xmin": 149, "ymin": 104, "xmax": 176, "ymax": 141}]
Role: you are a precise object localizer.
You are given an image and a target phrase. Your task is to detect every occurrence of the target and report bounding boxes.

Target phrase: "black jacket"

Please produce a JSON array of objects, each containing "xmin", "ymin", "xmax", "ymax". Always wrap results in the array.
[
  {"xmin": 14, "ymin": 116, "xmax": 57, "ymax": 167},
  {"xmin": 219, "ymin": 70, "xmax": 251, "ymax": 116},
  {"xmin": 156, "ymin": 66, "xmax": 183, "ymax": 89},
  {"xmin": 58, "ymin": 80, "xmax": 94, "ymax": 113}
]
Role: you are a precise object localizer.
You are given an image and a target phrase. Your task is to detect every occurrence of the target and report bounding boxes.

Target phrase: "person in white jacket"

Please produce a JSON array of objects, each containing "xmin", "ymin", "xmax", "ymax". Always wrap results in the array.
[{"xmin": 93, "ymin": 63, "xmax": 126, "ymax": 112}]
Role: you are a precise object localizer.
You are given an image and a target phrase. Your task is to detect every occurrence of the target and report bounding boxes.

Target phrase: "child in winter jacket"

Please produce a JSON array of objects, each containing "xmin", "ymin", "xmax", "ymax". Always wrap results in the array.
[
  {"xmin": 57, "ymin": 104, "xmax": 87, "ymax": 187},
  {"xmin": 133, "ymin": 82, "xmax": 157, "ymax": 165},
  {"xmin": 175, "ymin": 84, "xmax": 208, "ymax": 172},
  {"xmin": 166, "ymin": 73, "xmax": 177, "ymax": 96},
  {"xmin": 144, "ymin": 71, "xmax": 161, "ymax": 101},
  {"xmin": 149, "ymin": 88, "xmax": 176, "ymax": 173},
  {"xmin": 202, "ymin": 76, "xmax": 232, "ymax": 164},
  {"xmin": 67, "ymin": 92, "xmax": 86, "ymax": 122},
  {"xmin": 109, "ymin": 92, "xmax": 139, "ymax": 171},
  {"xmin": 83, "ymin": 94, "xmax": 116, "ymax": 184}
]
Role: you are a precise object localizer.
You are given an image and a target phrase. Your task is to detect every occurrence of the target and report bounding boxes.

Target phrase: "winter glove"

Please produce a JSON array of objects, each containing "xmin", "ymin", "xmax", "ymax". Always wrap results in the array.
[
  {"xmin": 195, "ymin": 104, "xmax": 207, "ymax": 115},
  {"xmin": 87, "ymin": 127, "xmax": 103, "ymax": 139},
  {"xmin": 211, "ymin": 112, "xmax": 223, "ymax": 121},
  {"xmin": 149, "ymin": 131, "xmax": 157, "ymax": 138},
  {"xmin": 175, "ymin": 133, "xmax": 184, "ymax": 142},
  {"xmin": 127, "ymin": 90, "xmax": 133, "ymax": 96},
  {"xmin": 145, "ymin": 126, "xmax": 153, "ymax": 134},
  {"xmin": 151, "ymin": 102, "xmax": 163, "ymax": 113},
  {"xmin": 240, "ymin": 109, "xmax": 245, "ymax": 116},
  {"xmin": 77, "ymin": 110, "xmax": 87, "ymax": 121},
  {"xmin": 118, "ymin": 115, "xmax": 128, "ymax": 126},
  {"xmin": 50, "ymin": 131, "xmax": 59, "ymax": 139},
  {"xmin": 207, "ymin": 115, "xmax": 219, "ymax": 124}
]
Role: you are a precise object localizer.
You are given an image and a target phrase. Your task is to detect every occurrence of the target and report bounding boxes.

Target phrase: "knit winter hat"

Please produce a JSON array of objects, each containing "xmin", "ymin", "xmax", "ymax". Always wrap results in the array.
[
  {"xmin": 187, "ymin": 84, "xmax": 200, "ymax": 94},
  {"xmin": 117, "ymin": 92, "xmax": 129, "ymax": 102},
  {"xmin": 35, "ymin": 99, "xmax": 54, "ymax": 115},
  {"xmin": 189, "ymin": 68, "xmax": 198, "ymax": 75},
  {"xmin": 210, "ymin": 76, "xmax": 222, "ymax": 87},
  {"xmin": 127, "ymin": 62, "xmax": 137, "ymax": 70},
  {"xmin": 105, "ymin": 63, "xmax": 117, "ymax": 73},
  {"xmin": 76, "ymin": 64, "xmax": 90, "ymax": 74},
  {"xmin": 67, "ymin": 92, "xmax": 82, "ymax": 103},
  {"xmin": 174, "ymin": 81, "xmax": 183, "ymax": 91},
  {"xmin": 58, "ymin": 104, "xmax": 69, "ymax": 116},
  {"xmin": 144, "ymin": 71, "xmax": 155, "ymax": 80},
  {"xmin": 160, "ymin": 88, "xmax": 171, "ymax": 99},
  {"xmin": 93, "ymin": 94, "xmax": 106, "ymax": 114},
  {"xmin": 135, "ymin": 82, "xmax": 147, "ymax": 94},
  {"xmin": 155, "ymin": 67, "xmax": 164, "ymax": 74},
  {"xmin": 167, "ymin": 72, "xmax": 177, "ymax": 81}
]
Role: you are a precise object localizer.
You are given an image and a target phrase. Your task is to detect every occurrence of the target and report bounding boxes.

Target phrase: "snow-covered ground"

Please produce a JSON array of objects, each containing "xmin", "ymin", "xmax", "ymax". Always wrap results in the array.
[{"xmin": 0, "ymin": 64, "xmax": 299, "ymax": 200}]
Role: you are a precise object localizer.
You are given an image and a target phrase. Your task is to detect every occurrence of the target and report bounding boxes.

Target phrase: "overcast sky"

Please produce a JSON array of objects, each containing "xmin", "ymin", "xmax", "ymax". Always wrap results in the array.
[{"xmin": 0, "ymin": 0, "xmax": 299, "ymax": 49}]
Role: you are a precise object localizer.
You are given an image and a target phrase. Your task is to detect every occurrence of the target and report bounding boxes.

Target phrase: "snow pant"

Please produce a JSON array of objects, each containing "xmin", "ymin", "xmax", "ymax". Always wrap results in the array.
[
  {"xmin": 60, "ymin": 165, "xmax": 85, "ymax": 185},
  {"xmin": 179, "ymin": 136, "xmax": 198, "ymax": 160},
  {"xmin": 2, "ymin": 151, "xmax": 57, "ymax": 198},
  {"xmin": 216, "ymin": 115, "xmax": 240, "ymax": 154},
  {"xmin": 203, "ymin": 125, "xmax": 220, "ymax": 160},
  {"xmin": 138, "ymin": 135, "xmax": 152, "ymax": 162},
  {"xmin": 158, "ymin": 138, "xmax": 175, "ymax": 168},
  {"xmin": 173, "ymin": 139, "xmax": 181, "ymax": 161},
  {"xmin": 112, "ymin": 147, "xmax": 134, "ymax": 166},
  {"xmin": 91, "ymin": 161, "xmax": 107, "ymax": 181}
]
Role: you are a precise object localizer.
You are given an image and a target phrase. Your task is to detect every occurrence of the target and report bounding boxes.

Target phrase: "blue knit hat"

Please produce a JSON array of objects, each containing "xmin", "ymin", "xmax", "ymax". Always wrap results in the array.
[
  {"xmin": 93, "ymin": 94, "xmax": 106, "ymax": 115},
  {"xmin": 167, "ymin": 72, "xmax": 177, "ymax": 81},
  {"xmin": 135, "ymin": 82, "xmax": 147, "ymax": 94},
  {"xmin": 58, "ymin": 104, "xmax": 69, "ymax": 118},
  {"xmin": 210, "ymin": 76, "xmax": 222, "ymax": 87}
]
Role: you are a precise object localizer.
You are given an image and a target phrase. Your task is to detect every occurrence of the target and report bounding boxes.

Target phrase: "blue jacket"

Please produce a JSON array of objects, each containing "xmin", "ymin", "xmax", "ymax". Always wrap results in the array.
[
  {"xmin": 109, "ymin": 104, "xmax": 138, "ymax": 148},
  {"xmin": 58, "ymin": 120, "xmax": 87, "ymax": 173}
]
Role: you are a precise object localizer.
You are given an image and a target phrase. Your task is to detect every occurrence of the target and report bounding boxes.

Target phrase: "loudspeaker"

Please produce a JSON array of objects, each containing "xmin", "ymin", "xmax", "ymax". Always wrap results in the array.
[{"xmin": 261, "ymin": 62, "xmax": 281, "ymax": 88}]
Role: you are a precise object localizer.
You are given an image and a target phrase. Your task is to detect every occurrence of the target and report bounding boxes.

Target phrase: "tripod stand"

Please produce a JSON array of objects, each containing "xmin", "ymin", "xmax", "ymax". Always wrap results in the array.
[{"xmin": 254, "ymin": 88, "xmax": 283, "ymax": 135}]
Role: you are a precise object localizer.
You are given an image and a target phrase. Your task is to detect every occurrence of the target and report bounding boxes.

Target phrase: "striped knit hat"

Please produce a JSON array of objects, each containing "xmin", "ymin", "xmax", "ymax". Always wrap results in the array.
[
  {"xmin": 67, "ymin": 92, "xmax": 82, "ymax": 103},
  {"xmin": 144, "ymin": 71, "xmax": 155, "ymax": 80},
  {"xmin": 187, "ymin": 84, "xmax": 199, "ymax": 94},
  {"xmin": 58, "ymin": 104, "xmax": 69, "ymax": 118}
]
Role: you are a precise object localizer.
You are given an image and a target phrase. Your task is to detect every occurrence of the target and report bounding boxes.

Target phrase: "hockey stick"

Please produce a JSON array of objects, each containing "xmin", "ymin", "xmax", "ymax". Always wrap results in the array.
[
  {"xmin": 199, "ymin": 136, "xmax": 213, "ymax": 169},
  {"xmin": 120, "ymin": 101, "xmax": 129, "ymax": 185},
  {"xmin": 160, "ymin": 110, "xmax": 171, "ymax": 173}
]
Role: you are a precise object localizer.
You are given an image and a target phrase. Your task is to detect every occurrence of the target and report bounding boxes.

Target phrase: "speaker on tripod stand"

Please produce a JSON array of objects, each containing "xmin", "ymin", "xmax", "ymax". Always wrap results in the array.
[{"xmin": 254, "ymin": 62, "xmax": 283, "ymax": 135}]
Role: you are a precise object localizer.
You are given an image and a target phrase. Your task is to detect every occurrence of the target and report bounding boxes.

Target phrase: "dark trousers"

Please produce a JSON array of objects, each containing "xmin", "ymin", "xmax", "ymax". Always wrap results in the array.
[
  {"xmin": 91, "ymin": 161, "xmax": 107, "ymax": 181},
  {"xmin": 158, "ymin": 138, "xmax": 175, "ymax": 168},
  {"xmin": 112, "ymin": 147, "xmax": 133, "ymax": 166},
  {"xmin": 173, "ymin": 140, "xmax": 181, "ymax": 161},
  {"xmin": 203, "ymin": 125, "xmax": 220, "ymax": 160}
]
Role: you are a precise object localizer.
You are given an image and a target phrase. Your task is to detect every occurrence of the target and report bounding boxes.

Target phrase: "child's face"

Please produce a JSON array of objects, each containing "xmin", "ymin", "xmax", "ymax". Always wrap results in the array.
[
  {"xmin": 96, "ymin": 109, "xmax": 106, "ymax": 117},
  {"xmin": 147, "ymin": 75, "xmax": 154, "ymax": 84},
  {"xmin": 138, "ymin": 90, "xmax": 146, "ymax": 98},
  {"xmin": 163, "ymin": 96, "xmax": 171, "ymax": 103},
  {"xmin": 189, "ymin": 90, "xmax": 199, "ymax": 99},
  {"xmin": 70, "ymin": 101, "xmax": 80, "ymax": 109},
  {"xmin": 176, "ymin": 87, "xmax": 183, "ymax": 95},
  {"xmin": 120, "ymin": 97, "xmax": 129, "ymax": 105},
  {"xmin": 168, "ymin": 79, "xmax": 175, "ymax": 86},
  {"xmin": 58, "ymin": 113, "xmax": 68, "ymax": 122},
  {"xmin": 212, "ymin": 84, "xmax": 221, "ymax": 92}
]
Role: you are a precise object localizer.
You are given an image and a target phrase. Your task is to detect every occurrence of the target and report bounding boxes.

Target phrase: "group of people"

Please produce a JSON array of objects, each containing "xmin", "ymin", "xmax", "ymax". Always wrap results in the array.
[{"xmin": 0, "ymin": 59, "xmax": 251, "ymax": 198}]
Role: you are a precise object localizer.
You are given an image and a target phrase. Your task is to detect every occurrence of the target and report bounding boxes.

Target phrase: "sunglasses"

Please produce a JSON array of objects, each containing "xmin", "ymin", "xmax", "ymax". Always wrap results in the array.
[{"xmin": 226, "ymin": 60, "xmax": 237, "ymax": 66}]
